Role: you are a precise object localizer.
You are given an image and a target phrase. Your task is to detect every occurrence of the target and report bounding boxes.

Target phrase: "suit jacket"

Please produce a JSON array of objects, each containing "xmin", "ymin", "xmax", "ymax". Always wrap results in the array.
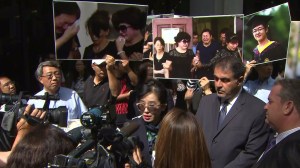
[
  {"xmin": 195, "ymin": 89, "xmax": 269, "ymax": 168},
  {"xmin": 252, "ymin": 130, "xmax": 300, "ymax": 168}
]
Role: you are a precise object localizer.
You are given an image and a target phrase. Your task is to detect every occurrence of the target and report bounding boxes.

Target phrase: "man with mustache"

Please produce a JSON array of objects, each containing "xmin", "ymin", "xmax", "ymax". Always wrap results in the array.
[
  {"xmin": 195, "ymin": 56, "xmax": 269, "ymax": 168},
  {"xmin": 27, "ymin": 61, "xmax": 87, "ymax": 119}
]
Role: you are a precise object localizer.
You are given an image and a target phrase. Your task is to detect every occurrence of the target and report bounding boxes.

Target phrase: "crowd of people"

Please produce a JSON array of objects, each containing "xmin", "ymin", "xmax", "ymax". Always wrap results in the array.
[{"xmin": 0, "ymin": 3, "xmax": 299, "ymax": 168}]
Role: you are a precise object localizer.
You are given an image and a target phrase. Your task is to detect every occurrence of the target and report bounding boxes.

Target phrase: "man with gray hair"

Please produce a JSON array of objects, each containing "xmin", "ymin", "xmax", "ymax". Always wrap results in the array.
[{"xmin": 27, "ymin": 61, "xmax": 87, "ymax": 119}]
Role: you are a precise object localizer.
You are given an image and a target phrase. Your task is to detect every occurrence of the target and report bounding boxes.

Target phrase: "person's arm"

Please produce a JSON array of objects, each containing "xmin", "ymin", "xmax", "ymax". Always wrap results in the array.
[
  {"xmin": 13, "ymin": 105, "xmax": 46, "ymax": 149},
  {"xmin": 116, "ymin": 90, "xmax": 133, "ymax": 102},
  {"xmin": 115, "ymin": 37, "xmax": 129, "ymax": 60},
  {"xmin": 244, "ymin": 60, "xmax": 256, "ymax": 82},
  {"xmin": 106, "ymin": 55, "xmax": 121, "ymax": 97},
  {"xmin": 56, "ymin": 23, "xmax": 80, "ymax": 49},
  {"xmin": 122, "ymin": 60, "xmax": 138, "ymax": 86},
  {"xmin": 0, "ymin": 105, "xmax": 45, "ymax": 166},
  {"xmin": 199, "ymin": 77, "xmax": 212, "ymax": 95},
  {"xmin": 0, "ymin": 151, "xmax": 10, "ymax": 167}
]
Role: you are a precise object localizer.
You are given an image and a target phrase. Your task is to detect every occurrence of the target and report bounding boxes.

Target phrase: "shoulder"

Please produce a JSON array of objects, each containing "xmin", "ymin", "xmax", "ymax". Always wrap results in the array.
[
  {"xmin": 241, "ymin": 89, "xmax": 266, "ymax": 108},
  {"xmin": 169, "ymin": 49, "xmax": 176, "ymax": 55},
  {"xmin": 34, "ymin": 89, "xmax": 45, "ymax": 95},
  {"xmin": 211, "ymin": 41, "xmax": 220, "ymax": 48},
  {"xmin": 59, "ymin": 87, "xmax": 81, "ymax": 97},
  {"xmin": 199, "ymin": 93, "xmax": 218, "ymax": 106},
  {"xmin": 187, "ymin": 49, "xmax": 194, "ymax": 55}
]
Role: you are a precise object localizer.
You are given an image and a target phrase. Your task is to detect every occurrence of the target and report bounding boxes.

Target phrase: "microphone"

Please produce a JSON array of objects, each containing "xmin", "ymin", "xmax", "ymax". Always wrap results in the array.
[
  {"xmin": 67, "ymin": 139, "xmax": 96, "ymax": 158},
  {"xmin": 67, "ymin": 126, "xmax": 84, "ymax": 145},
  {"xmin": 114, "ymin": 122, "xmax": 139, "ymax": 142}
]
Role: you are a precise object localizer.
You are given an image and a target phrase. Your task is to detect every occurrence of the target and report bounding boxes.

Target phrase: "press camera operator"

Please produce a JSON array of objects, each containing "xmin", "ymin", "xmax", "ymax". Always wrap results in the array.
[
  {"xmin": 0, "ymin": 76, "xmax": 17, "ymax": 112},
  {"xmin": 0, "ymin": 105, "xmax": 49, "ymax": 167},
  {"xmin": 27, "ymin": 61, "xmax": 87, "ymax": 119}
]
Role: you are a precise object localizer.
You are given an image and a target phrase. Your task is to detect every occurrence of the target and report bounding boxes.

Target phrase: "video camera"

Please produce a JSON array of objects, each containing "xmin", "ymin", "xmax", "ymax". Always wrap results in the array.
[
  {"xmin": 49, "ymin": 102, "xmax": 141, "ymax": 168},
  {"xmin": 0, "ymin": 92, "xmax": 68, "ymax": 150},
  {"xmin": 1, "ymin": 92, "xmax": 68, "ymax": 128}
]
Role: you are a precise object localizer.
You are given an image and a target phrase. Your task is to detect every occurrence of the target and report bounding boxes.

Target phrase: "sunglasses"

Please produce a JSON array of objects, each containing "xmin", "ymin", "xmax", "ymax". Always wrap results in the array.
[
  {"xmin": 181, "ymin": 39, "xmax": 190, "ymax": 43},
  {"xmin": 136, "ymin": 102, "xmax": 161, "ymax": 112},
  {"xmin": 118, "ymin": 25, "xmax": 132, "ymax": 32}
]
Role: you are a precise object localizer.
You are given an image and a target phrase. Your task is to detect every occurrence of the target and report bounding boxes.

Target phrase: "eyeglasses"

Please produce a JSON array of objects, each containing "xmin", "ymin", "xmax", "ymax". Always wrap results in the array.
[
  {"xmin": 2, "ymin": 81, "xmax": 15, "ymax": 88},
  {"xmin": 41, "ymin": 71, "xmax": 61, "ymax": 79},
  {"xmin": 136, "ymin": 102, "xmax": 161, "ymax": 112},
  {"xmin": 252, "ymin": 27, "xmax": 265, "ymax": 34},
  {"xmin": 118, "ymin": 25, "xmax": 132, "ymax": 32},
  {"xmin": 181, "ymin": 39, "xmax": 190, "ymax": 43}
]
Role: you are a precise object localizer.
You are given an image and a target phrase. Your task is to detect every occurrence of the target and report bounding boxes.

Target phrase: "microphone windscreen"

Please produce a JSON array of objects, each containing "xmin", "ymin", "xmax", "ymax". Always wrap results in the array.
[{"xmin": 115, "ymin": 122, "xmax": 140, "ymax": 141}]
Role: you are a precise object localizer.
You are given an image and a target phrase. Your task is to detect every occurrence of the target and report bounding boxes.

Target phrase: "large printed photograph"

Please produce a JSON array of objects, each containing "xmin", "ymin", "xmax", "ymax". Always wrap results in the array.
[
  {"xmin": 151, "ymin": 15, "xmax": 243, "ymax": 80},
  {"xmin": 243, "ymin": 3, "xmax": 290, "ymax": 64},
  {"xmin": 53, "ymin": 1, "xmax": 148, "ymax": 60},
  {"xmin": 285, "ymin": 21, "xmax": 300, "ymax": 79}
]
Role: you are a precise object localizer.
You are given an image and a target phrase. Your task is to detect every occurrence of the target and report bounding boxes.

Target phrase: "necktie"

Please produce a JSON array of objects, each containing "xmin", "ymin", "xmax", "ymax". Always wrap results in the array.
[
  {"xmin": 258, "ymin": 137, "xmax": 276, "ymax": 161},
  {"xmin": 218, "ymin": 101, "xmax": 228, "ymax": 129}
]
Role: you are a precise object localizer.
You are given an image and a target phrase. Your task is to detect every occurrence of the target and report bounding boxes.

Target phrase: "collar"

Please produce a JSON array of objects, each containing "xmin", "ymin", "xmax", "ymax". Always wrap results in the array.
[
  {"xmin": 276, "ymin": 127, "xmax": 300, "ymax": 144},
  {"xmin": 42, "ymin": 87, "xmax": 60, "ymax": 96},
  {"xmin": 220, "ymin": 88, "xmax": 242, "ymax": 106}
]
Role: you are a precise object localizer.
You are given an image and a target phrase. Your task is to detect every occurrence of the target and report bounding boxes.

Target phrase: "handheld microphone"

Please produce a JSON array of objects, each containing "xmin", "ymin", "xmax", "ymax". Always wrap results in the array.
[
  {"xmin": 67, "ymin": 139, "xmax": 96, "ymax": 158},
  {"xmin": 67, "ymin": 126, "xmax": 84, "ymax": 145},
  {"xmin": 114, "ymin": 122, "xmax": 139, "ymax": 143}
]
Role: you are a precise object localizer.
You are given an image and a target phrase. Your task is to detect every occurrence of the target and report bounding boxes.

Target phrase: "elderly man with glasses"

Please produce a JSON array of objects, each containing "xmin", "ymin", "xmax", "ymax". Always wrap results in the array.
[{"xmin": 27, "ymin": 61, "xmax": 87, "ymax": 119}]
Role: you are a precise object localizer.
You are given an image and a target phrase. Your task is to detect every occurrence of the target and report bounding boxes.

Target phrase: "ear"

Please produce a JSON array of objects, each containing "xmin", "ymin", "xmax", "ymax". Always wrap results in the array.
[
  {"xmin": 283, "ymin": 101, "xmax": 294, "ymax": 115},
  {"xmin": 38, "ymin": 77, "xmax": 44, "ymax": 85}
]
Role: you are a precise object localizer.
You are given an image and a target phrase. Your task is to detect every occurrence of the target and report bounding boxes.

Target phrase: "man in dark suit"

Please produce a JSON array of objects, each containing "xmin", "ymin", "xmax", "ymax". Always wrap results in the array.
[
  {"xmin": 196, "ymin": 56, "xmax": 269, "ymax": 168},
  {"xmin": 252, "ymin": 79, "xmax": 300, "ymax": 168}
]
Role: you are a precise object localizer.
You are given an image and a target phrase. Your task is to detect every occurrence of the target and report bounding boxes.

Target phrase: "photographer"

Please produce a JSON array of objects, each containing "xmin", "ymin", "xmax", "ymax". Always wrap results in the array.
[{"xmin": 0, "ymin": 104, "xmax": 46, "ymax": 167}]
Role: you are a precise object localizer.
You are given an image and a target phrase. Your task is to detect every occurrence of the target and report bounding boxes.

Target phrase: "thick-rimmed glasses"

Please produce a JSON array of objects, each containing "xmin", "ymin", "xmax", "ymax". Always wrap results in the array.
[
  {"xmin": 41, "ymin": 71, "xmax": 61, "ymax": 79},
  {"xmin": 136, "ymin": 102, "xmax": 161, "ymax": 112},
  {"xmin": 252, "ymin": 27, "xmax": 265, "ymax": 34}
]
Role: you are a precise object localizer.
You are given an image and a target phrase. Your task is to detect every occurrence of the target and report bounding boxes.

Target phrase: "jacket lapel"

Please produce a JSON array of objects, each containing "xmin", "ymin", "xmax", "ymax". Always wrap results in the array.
[{"xmin": 215, "ymin": 90, "xmax": 246, "ymax": 135}]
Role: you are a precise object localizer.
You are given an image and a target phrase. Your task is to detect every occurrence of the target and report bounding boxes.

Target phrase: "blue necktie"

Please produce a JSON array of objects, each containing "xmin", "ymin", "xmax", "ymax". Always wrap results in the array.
[
  {"xmin": 218, "ymin": 102, "xmax": 228, "ymax": 129},
  {"xmin": 259, "ymin": 137, "xmax": 276, "ymax": 161}
]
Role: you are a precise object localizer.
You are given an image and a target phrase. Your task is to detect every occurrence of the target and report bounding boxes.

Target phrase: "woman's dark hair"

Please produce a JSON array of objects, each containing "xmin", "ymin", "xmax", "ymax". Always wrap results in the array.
[
  {"xmin": 6, "ymin": 124, "xmax": 76, "ymax": 168},
  {"xmin": 136, "ymin": 59, "xmax": 153, "ymax": 86},
  {"xmin": 86, "ymin": 10, "xmax": 110, "ymax": 38},
  {"xmin": 111, "ymin": 7, "xmax": 147, "ymax": 30},
  {"xmin": 174, "ymin": 32, "xmax": 191, "ymax": 44},
  {"xmin": 54, "ymin": 2, "xmax": 80, "ymax": 19},
  {"xmin": 154, "ymin": 37, "xmax": 165, "ymax": 48}
]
